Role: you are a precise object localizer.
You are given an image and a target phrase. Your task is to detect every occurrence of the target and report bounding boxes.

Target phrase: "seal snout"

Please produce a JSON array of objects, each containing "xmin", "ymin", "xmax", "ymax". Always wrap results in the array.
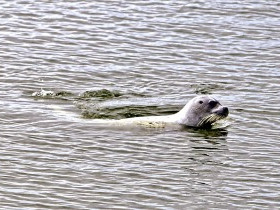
[
  {"xmin": 223, "ymin": 107, "xmax": 229, "ymax": 116},
  {"xmin": 215, "ymin": 106, "xmax": 229, "ymax": 117}
]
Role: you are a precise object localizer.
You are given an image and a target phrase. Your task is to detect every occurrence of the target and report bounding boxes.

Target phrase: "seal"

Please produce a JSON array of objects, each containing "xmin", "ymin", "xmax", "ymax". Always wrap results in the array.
[{"xmin": 92, "ymin": 95, "xmax": 229, "ymax": 129}]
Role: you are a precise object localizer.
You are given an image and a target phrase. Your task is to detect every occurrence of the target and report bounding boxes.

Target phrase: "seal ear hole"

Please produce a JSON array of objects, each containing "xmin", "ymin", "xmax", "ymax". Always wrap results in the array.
[{"xmin": 199, "ymin": 100, "xmax": 203, "ymax": 104}]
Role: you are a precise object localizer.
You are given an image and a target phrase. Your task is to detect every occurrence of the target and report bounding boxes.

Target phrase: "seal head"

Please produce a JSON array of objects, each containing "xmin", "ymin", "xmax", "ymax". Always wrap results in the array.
[{"xmin": 175, "ymin": 95, "xmax": 229, "ymax": 128}]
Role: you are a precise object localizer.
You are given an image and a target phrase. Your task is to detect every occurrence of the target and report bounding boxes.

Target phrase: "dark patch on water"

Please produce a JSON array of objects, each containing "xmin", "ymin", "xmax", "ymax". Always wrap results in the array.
[
  {"xmin": 55, "ymin": 91, "xmax": 75, "ymax": 97},
  {"xmin": 79, "ymin": 89, "xmax": 122, "ymax": 100},
  {"xmin": 188, "ymin": 127, "xmax": 229, "ymax": 139}
]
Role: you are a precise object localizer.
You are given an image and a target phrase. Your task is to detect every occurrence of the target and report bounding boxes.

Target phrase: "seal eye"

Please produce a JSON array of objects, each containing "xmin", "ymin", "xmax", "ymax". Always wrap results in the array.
[
  {"xmin": 199, "ymin": 100, "xmax": 203, "ymax": 104},
  {"xmin": 209, "ymin": 100, "xmax": 218, "ymax": 107}
]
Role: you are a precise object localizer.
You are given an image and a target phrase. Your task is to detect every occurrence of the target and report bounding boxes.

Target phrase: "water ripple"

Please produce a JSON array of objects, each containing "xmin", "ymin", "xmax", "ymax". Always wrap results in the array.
[{"xmin": 1, "ymin": 0, "xmax": 280, "ymax": 209}]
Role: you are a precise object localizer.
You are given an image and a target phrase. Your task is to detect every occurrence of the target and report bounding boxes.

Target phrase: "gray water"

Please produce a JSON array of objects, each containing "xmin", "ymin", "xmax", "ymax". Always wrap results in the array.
[{"xmin": 1, "ymin": 0, "xmax": 280, "ymax": 209}]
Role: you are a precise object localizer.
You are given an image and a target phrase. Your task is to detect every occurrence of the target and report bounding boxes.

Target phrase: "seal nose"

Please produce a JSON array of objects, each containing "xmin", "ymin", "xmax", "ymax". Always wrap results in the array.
[{"xmin": 223, "ymin": 107, "xmax": 229, "ymax": 115}]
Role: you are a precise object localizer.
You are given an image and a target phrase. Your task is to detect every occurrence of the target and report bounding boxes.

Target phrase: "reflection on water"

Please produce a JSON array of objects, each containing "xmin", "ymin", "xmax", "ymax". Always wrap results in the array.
[
  {"xmin": 1, "ymin": 0, "xmax": 280, "ymax": 209},
  {"xmin": 187, "ymin": 127, "xmax": 229, "ymax": 139}
]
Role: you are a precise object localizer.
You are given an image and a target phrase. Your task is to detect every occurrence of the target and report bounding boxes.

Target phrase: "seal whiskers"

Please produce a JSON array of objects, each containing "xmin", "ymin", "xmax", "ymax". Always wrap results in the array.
[
  {"xmin": 197, "ymin": 113, "xmax": 225, "ymax": 127},
  {"xmin": 197, "ymin": 114, "xmax": 213, "ymax": 127}
]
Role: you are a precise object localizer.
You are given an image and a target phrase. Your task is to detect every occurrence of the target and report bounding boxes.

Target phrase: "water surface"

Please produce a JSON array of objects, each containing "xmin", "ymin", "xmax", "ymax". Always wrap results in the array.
[{"xmin": 1, "ymin": 0, "xmax": 280, "ymax": 209}]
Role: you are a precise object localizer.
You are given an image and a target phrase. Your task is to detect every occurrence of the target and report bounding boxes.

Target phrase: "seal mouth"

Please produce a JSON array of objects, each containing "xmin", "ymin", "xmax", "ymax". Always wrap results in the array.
[{"xmin": 197, "ymin": 113, "xmax": 227, "ymax": 128}]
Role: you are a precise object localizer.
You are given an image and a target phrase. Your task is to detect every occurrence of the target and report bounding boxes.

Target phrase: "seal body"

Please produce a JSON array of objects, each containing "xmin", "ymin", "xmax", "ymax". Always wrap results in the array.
[{"xmin": 91, "ymin": 95, "xmax": 229, "ymax": 129}]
